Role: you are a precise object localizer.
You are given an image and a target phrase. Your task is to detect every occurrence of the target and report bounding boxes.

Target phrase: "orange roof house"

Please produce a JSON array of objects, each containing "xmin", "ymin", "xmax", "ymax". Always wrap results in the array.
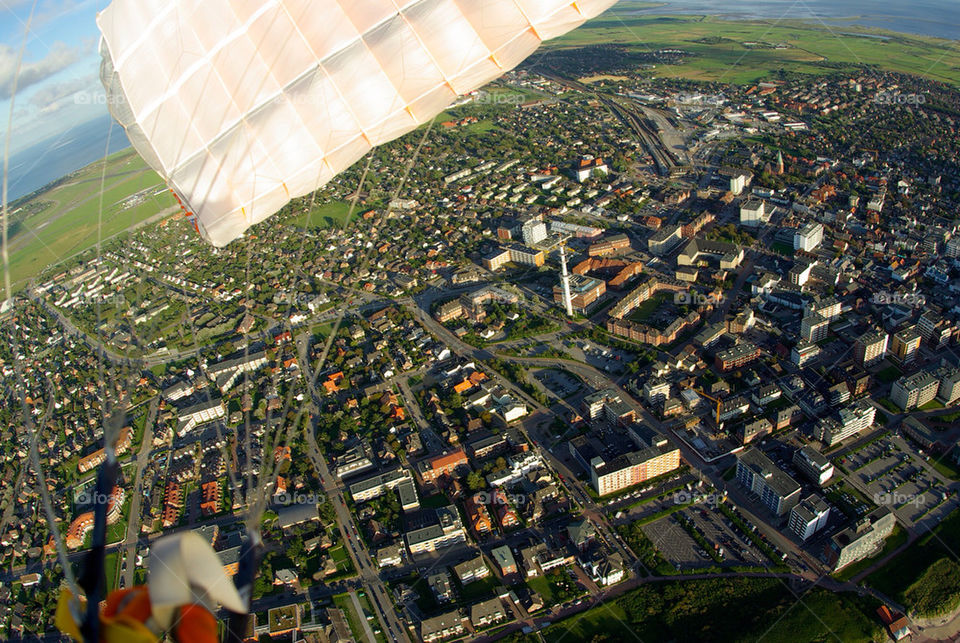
[
  {"xmin": 465, "ymin": 495, "xmax": 493, "ymax": 534},
  {"xmin": 493, "ymin": 489, "xmax": 519, "ymax": 528},
  {"xmin": 322, "ymin": 371, "xmax": 344, "ymax": 394},
  {"xmin": 200, "ymin": 481, "xmax": 221, "ymax": 516},
  {"xmin": 420, "ymin": 449, "xmax": 468, "ymax": 483},
  {"xmin": 66, "ymin": 485, "xmax": 124, "ymax": 548},
  {"xmin": 453, "ymin": 380, "xmax": 473, "ymax": 395}
]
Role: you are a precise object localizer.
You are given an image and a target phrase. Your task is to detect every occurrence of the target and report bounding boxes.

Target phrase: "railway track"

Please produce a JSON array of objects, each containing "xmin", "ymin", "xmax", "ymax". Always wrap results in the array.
[{"xmin": 542, "ymin": 73, "xmax": 679, "ymax": 174}]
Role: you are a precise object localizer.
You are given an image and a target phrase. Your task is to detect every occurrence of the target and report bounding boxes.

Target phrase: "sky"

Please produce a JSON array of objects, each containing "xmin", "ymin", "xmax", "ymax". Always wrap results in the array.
[{"xmin": 0, "ymin": 0, "xmax": 110, "ymax": 155}]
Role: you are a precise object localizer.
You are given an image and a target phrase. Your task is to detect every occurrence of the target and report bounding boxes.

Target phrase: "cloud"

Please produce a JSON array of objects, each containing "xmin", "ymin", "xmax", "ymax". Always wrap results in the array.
[
  {"xmin": 28, "ymin": 75, "xmax": 89, "ymax": 110},
  {"xmin": 0, "ymin": 40, "xmax": 86, "ymax": 99}
]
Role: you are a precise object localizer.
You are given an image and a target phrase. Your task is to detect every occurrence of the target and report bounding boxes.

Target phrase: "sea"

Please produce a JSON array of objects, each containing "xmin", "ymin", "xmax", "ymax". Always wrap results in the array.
[
  {"xmin": 4, "ymin": 115, "xmax": 130, "ymax": 204},
  {"xmin": 5, "ymin": 0, "xmax": 958, "ymax": 203},
  {"xmin": 619, "ymin": 0, "xmax": 960, "ymax": 41}
]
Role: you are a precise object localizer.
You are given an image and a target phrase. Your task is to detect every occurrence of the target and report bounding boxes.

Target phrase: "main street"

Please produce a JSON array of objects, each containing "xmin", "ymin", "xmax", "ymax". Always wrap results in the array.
[
  {"xmin": 403, "ymin": 300, "xmax": 640, "ymax": 572},
  {"xmin": 122, "ymin": 397, "xmax": 158, "ymax": 587},
  {"xmin": 296, "ymin": 330, "xmax": 411, "ymax": 643}
]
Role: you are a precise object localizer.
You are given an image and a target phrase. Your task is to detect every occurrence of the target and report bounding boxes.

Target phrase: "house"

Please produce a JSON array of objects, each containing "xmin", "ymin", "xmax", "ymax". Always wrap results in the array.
[
  {"xmin": 582, "ymin": 552, "xmax": 625, "ymax": 586},
  {"xmin": 273, "ymin": 569, "xmax": 298, "ymax": 586},
  {"xmin": 376, "ymin": 543, "xmax": 404, "ymax": 568},
  {"xmin": 418, "ymin": 450, "xmax": 468, "ymax": 483},
  {"xmin": 428, "ymin": 571, "xmax": 455, "ymax": 603},
  {"xmin": 276, "ymin": 503, "xmax": 319, "ymax": 530},
  {"xmin": 876, "ymin": 606, "xmax": 911, "ymax": 641},
  {"xmin": 470, "ymin": 598, "xmax": 506, "ymax": 629},
  {"xmin": 453, "ymin": 554, "xmax": 490, "ymax": 585},
  {"xmin": 567, "ymin": 519, "xmax": 597, "ymax": 551},
  {"xmin": 465, "ymin": 494, "xmax": 494, "ymax": 535},
  {"xmin": 420, "ymin": 610, "xmax": 466, "ymax": 642},
  {"xmin": 491, "ymin": 545, "xmax": 518, "ymax": 576}
]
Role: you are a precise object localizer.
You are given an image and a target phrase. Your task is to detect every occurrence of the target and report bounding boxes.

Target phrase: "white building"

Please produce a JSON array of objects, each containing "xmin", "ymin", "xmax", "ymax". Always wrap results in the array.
[
  {"xmin": 521, "ymin": 219, "xmax": 547, "ymax": 246},
  {"xmin": 794, "ymin": 222, "xmax": 824, "ymax": 252},
  {"xmin": 793, "ymin": 446, "xmax": 834, "ymax": 485},
  {"xmin": 789, "ymin": 495, "xmax": 830, "ymax": 541},
  {"xmin": 176, "ymin": 398, "xmax": 226, "ymax": 437},
  {"xmin": 740, "ymin": 199, "xmax": 767, "ymax": 227}
]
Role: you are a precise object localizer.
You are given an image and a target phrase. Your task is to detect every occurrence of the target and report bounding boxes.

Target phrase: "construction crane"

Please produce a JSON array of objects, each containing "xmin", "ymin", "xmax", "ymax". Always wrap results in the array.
[{"xmin": 691, "ymin": 388, "xmax": 723, "ymax": 425}]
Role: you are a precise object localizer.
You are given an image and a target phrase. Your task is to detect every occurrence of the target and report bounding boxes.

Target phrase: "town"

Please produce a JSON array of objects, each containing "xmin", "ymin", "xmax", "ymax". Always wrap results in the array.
[{"xmin": 3, "ymin": 44, "xmax": 960, "ymax": 643}]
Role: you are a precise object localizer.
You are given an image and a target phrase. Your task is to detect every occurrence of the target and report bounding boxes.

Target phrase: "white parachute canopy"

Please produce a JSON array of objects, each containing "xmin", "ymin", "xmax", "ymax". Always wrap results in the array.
[{"xmin": 96, "ymin": 0, "xmax": 617, "ymax": 247}]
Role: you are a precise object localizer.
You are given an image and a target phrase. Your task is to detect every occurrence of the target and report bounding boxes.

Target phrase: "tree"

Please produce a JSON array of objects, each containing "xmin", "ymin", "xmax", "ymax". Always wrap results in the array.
[{"xmin": 466, "ymin": 471, "xmax": 485, "ymax": 491}]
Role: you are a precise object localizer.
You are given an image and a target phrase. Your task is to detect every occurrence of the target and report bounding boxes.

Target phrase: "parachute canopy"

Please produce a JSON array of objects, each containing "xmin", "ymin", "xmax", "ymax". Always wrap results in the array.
[{"xmin": 97, "ymin": 0, "xmax": 617, "ymax": 246}]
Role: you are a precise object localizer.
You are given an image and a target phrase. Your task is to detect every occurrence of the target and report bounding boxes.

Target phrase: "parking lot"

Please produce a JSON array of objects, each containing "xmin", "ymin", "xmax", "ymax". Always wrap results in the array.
[
  {"xmin": 565, "ymin": 339, "xmax": 631, "ymax": 375},
  {"xmin": 644, "ymin": 515, "xmax": 713, "ymax": 570},
  {"xmin": 684, "ymin": 506, "xmax": 768, "ymax": 566},
  {"xmin": 640, "ymin": 504, "xmax": 770, "ymax": 571},
  {"xmin": 836, "ymin": 434, "xmax": 958, "ymax": 529},
  {"xmin": 534, "ymin": 369, "xmax": 582, "ymax": 398}
]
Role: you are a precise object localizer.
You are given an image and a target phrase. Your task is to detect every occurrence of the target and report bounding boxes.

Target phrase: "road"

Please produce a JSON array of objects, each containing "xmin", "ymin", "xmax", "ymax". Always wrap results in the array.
[
  {"xmin": 404, "ymin": 301, "xmax": 640, "ymax": 572},
  {"xmin": 122, "ymin": 397, "xmax": 158, "ymax": 587},
  {"xmin": 297, "ymin": 330, "xmax": 412, "ymax": 643}
]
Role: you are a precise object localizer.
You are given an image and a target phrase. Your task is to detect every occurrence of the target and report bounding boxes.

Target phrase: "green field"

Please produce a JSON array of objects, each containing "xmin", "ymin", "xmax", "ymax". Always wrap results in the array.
[
  {"xmin": 553, "ymin": 13, "xmax": 960, "ymax": 86},
  {"xmin": 6, "ymin": 147, "xmax": 176, "ymax": 288},
  {"xmin": 866, "ymin": 509, "xmax": 960, "ymax": 614},
  {"xmin": 903, "ymin": 558, "xmax": 960, "ymax": 618},
  {"xmin": 544, "ymin": 578, "xmax": 882, "ymax": 643},
  {"xmin": 288, "ymin": 200, "xmax": 354, "ymax": 230},
  {"xmin": 332, "ymin": 593, "xmax": 368, "ymax": 642},
  {"xmin": 544, "ymin": 599, "xmax": 635, "ymax": 641},
  {"xmin": 104, "ymin": 551, "xmax": 119, "ymax": 593}
]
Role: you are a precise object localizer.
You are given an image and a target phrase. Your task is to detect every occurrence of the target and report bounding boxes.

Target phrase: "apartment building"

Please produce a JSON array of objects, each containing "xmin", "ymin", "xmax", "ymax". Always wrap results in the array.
[
  {"xmin": 793, "ymin": 446, "xmax": 834, "ymax": 485},
  {"xmin": 853, "ymin": 330, "xmax": 888, "ymax": 368},
  {"xmin": 789, "ymin": 495, "xmax": 831, "ymax": 541},
  {"xmin": 891, "ymin": 371, "xmax": 939, "ymax": 411},
  {"xmin": 735, "ymin": 448, "xmax": 801, "ymax": 516}
]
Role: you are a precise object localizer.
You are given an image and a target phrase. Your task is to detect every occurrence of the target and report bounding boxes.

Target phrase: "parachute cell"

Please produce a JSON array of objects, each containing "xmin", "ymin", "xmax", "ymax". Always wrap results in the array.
[{"xmin": 97, "ymin": 0, "xmax": 616, "ymax": 246}]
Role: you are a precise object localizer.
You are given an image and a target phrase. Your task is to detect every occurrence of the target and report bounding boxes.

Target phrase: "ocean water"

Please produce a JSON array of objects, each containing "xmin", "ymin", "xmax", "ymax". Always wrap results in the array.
[
  {"xmin": 4, "ymin": 115, "xmax": 130, "ymax": 204},
  {"xmin": 619, "ymin": 0, "xmax": 960, "ymax": 41}
]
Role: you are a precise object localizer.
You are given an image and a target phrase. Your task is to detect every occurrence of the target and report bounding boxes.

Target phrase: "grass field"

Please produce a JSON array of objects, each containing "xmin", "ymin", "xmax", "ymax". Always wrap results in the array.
[
  {"xmin": 6, "ymin": 147, "xmax": 176, "ymax": 288},
  {"xmin": 930, "ymin": 455, "xmax": 960, "ymax": 482},
  {"xmin": 544, "ymin": 580, "xmax": 882, "ymax": 643},
  {"xmin": 288, "ymin": 200, "xmax": 354, "ymax": 230},
  {"xmin": 735, "ymin": 589, "xmax": 883, "ymax": 642},
  {"xmin": 866, "ymin": 509, "xmax": 960, "ymax": 613},
  {"xmin": 104, "ymin": 551, "xmax": 119, "ymax": 594},
  {"xmin": 332, "ymin": 592, "xmax": 368, "ymax": 642},
  {"xmin": 544, "ymin": 600, "xmax": 635, "ymax": 641},
  {"xmin": 552, "ymin": 14, "xmax": 960, "ymax": 86},
  {"xmin": 903, "ymin": 558, "xmax": 960, "ymax": 618}
]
